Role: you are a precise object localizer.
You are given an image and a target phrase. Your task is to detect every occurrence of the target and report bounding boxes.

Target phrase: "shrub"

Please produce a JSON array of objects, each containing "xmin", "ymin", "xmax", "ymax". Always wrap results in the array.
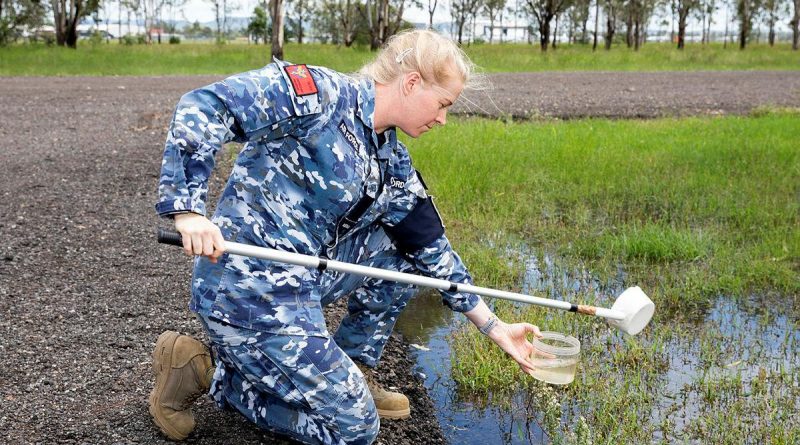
[{"xmin": 169, "ymin": 35, "xmax": 180, "ymax": 44}]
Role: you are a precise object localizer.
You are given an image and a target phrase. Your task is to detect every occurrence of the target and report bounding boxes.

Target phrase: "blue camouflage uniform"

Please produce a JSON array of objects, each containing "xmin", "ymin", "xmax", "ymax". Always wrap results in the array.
[{"xmin": 156, "ymin": 59, "xmax": 482, "ymax": 445}]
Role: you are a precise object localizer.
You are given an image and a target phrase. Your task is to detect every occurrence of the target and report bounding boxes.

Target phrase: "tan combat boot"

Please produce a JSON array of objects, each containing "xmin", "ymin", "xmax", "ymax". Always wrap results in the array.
[
  {"xmin": 148, "ymin": 331, "xmax": 214, "ymax": 440},
  {"xmin": 357, "ymin": 362, "xmax": 411, "ymax": 420}
]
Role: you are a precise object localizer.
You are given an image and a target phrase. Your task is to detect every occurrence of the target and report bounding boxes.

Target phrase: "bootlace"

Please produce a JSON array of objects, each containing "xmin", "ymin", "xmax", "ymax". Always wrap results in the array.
[{"xmin": 178, "ymin": 388, "xmax": 203, "ymax": 411}]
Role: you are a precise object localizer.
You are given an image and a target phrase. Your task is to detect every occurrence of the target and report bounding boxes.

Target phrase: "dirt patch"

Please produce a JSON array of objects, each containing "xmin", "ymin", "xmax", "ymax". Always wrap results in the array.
[
  {"xmin": 0, "ymin": 77, "xmax": 443, "ymax": 445},
  {"xmin": 454, "ymin": 71, "xmax": 800, "ymax": 119},
  {"xmin": 1, "ymin": 71, "xmax": 798, "ymax": 444}
]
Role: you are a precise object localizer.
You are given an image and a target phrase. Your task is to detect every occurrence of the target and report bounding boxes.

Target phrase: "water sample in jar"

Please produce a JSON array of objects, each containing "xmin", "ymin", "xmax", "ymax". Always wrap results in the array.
[{"xmin": 530, "ymin": 331, "xmax": 581, "ymax": 385}]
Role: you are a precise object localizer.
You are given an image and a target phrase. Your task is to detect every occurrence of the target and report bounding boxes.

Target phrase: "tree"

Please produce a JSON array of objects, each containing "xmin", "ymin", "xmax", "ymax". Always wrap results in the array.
[
  {"xmin": 451, "ymin": 0, "xmax": 483, "ymax": 43},
  {"xmin": 603, "ymin": 0, "xmax": 620, "ymax": 49},
  {"xmin": 206, "ymin": 0, "xmax": 222, "ymax": 40},
  {"xmin": 269, "ymin": 0, "xmax": 285, "ymax": 57},
  {"xmin": 762, "ymin": 0, "xmax": 786, "ymax": 45},
  {"xmin": 592, "ymin": 0, "xmax": 599, "ymax": 49},
  {"xmin": 791, "ymin": 0, "xmax": 799, "ymax": 49},
  {"xmin": 286, "ymin": 0, "xmax": 309, "ymax": 43},
  {"xmin": 483, "ymin": 0, "xmax": 507, "ymax": 42},
  {"xmin": 736, "ymin": 0, "xmax": 761, "ymax": 48},
  {"xmin": 247, "ymin": 5, "xmax": 267, "ymax": 43},
  {"xmin": 183, "ymin": 20, "xmax": 213, "ymax": 38},
  {"xmin": 120, "ymin": 0, "xmax": 140, "ymax": 38},
  {"xmin": 676, "ymin": 0, "xmax": 699, "ymax": 49},
  {"xmin": 526, "ymin": 0, "xmax": 572, "ymax": 51},
  {"xmin": 0, "ymin": 0, "xmax": 47, "ymax": 45},
  {"xmin": 427, "ymin": 0, "xmax": 437, "ymax": 27},
  {"xmin": 451, "ymin": 0, "xmax": 471, "ymax": 43},
  {"xmin": 565, "ymin": 0, "xmax": 591, "ymax": 43},
  {"xmin": 626, "ymin": 0, "xmax": 657, "ymax": 50},
  {"xmin": 52, "ymin": 0, "xmax": 101, "ymax": 47},
  {"xmin": 312, "ymin": 0, "xmax": 359, "ymax": 46},
  {"xmin": 700, "ymin": 0, "xmax": 717, "ymax": 43},
  {"xmin": 359, "ymin": 0, "xmax": 413, "ymax": 50}
]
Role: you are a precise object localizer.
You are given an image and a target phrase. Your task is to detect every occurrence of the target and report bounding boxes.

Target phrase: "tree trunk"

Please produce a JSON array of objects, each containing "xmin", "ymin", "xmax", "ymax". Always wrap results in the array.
[
  {"xmin": 270, "ymin": 0, "xmax": 284, "ymax": 58},
  {"xmin": 428, "ymin": 0, "xmax": 437, "ymax": 28},
  {"xmin": 296, "ymin": 0, "xmax": 304, "ymax": 43},
  {"xmin": 768, "ymin": 22, "xmax": 774, "ymax": 46},
  {"xmin": 552, "ymin": 14, "xmax": 558, "ymax": 48},
  {"xmin": 66, "ymin": 6, "xmax": 80, "ymax": 48},
  {"xmin": 634, "ymin": 18, "xmax": 640, "ymax": 50},
  {"xmin": 604, "ymin": 4, "xmax": 614, "ymax": 49},
  {"xmin": 52, "ymin": 0, "xmax": 82, "ymax": 48},
  {"xmin": 677, "ymin": 9, "xmax": 687, "ymax": 49},
  {"xmin": 52, "ymin": 0, "xmax": 66, "ymax": 46},
  {"xmin": 264, "ymin": 0, "xmax": 274, "ymax": 45},
  {"xmin": 700, "ymin": 8, "xmax": 706, "ymax": 43},
  {"xmin": 581, "ymin": 9, "xmax": 589, "ymax": 43},
  {"xmin": 625, "ymin": 12, "xmax": 633, "ymax": 47},
  {"xmin": 592, "ymin": 0, "xmax": 599, "ymax": 50},
  {"xmin": 738, "ymin": 0, "xmax": 748, "ymax": 49},
  {"xmin": 539, "ymin": 15, "xmax": 551, "ymax": 51},
  {"xmin": 793, "ymin": 0, "xmax": 800, "ymax": 49}
]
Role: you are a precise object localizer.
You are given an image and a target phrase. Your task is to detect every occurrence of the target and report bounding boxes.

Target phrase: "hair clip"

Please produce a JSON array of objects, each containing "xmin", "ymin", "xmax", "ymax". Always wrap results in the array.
[{"xmin": 395, "ymin": 48, "xmax": 413, "ymax": 64}]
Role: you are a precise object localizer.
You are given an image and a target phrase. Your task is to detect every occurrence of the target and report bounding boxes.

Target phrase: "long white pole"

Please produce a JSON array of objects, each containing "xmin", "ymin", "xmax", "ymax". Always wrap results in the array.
[
  {"xmin": 158, "ymin": 229, "xmax": 626, "ymax": 321},
  {"xmin": 213, "ymin": 237, "xmax": 626, "ymax": 321}
]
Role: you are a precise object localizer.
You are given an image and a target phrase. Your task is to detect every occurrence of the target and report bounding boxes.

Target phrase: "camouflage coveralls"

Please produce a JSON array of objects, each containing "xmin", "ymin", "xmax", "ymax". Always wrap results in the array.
[{"xmin": 156, "ymin": 60, "xmax": 481, "ymax": 444}]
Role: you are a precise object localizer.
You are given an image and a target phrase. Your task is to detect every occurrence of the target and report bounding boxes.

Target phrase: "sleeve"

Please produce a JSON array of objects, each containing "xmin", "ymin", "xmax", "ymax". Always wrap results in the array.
[
  {"xmin": 155, "ymin": 62, "xmax": 322, "ymax": 218},
  {"xmin": 381, "ymin": 169, "xmax": 482, "ymax": 313}
]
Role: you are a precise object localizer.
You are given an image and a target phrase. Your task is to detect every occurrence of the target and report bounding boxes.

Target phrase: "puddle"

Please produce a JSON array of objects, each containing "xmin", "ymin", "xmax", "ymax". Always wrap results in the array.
[
  {"xmin": 395, "ymin": 247, "xmax": 800, "ymax": 443},
  {"xmin": 396, "ymin": 290, "xmax": 549, "ymax": 444}
]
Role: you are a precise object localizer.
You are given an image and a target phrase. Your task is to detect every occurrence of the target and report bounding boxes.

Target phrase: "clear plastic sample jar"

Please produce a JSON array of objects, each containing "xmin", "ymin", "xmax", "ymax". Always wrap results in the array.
[{"xmin": 530, "ymin": 331, "xmax": 581, "ymax": 385}]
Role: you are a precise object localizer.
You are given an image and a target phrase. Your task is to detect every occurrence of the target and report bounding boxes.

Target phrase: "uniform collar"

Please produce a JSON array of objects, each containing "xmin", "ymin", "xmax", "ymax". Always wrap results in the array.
[{"xmin": 356, "ymin": 77, "xmax": 394, "ymax": 161}]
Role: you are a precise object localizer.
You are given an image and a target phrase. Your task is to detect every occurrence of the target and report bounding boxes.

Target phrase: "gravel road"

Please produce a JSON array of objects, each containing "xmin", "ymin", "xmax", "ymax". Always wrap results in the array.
[{"xmin": 0, "ymin": 70, "xmax": 798, "ymax": 445}]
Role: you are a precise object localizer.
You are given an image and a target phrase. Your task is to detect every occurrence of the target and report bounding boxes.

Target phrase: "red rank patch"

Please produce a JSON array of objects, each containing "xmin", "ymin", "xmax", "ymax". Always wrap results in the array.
[{"xmin": 284, "ymin": 64, "xmax": 318, "ymax": 96}]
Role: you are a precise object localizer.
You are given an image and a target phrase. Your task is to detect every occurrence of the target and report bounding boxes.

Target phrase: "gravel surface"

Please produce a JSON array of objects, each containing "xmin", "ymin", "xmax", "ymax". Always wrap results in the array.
[
  {"xmin": 455, "ymin": 71, "xmax": 800, "ymax": 119},
  {"xmin": 1, "ymin": 71, "xmax": 798, "ymax": 444}
]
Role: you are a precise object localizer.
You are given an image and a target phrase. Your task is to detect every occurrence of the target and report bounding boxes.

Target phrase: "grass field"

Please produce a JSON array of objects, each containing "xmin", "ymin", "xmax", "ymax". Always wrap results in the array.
[
  {"xmin": 2, "ymin": 41, "xmax": 799, "ymax": 76},
  {"xmin": 400, "ymin": 111, "xmax": 799, "ymax": 443}
]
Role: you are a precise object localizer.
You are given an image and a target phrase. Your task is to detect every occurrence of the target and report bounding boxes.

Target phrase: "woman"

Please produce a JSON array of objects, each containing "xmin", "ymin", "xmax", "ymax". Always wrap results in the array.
[{"xmin": 150, "ymin": 29, "xmax": 543, "ymax": 445}]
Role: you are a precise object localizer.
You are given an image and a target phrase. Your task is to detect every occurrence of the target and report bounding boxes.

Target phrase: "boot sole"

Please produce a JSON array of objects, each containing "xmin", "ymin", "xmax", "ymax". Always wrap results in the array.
[
  {"xmin": 148, "ymin": 330, "xmax": 190, "ymax": 441},
  {"xmin": 377, "ymin": 407, "xmax": 411, "ymax": 420}
]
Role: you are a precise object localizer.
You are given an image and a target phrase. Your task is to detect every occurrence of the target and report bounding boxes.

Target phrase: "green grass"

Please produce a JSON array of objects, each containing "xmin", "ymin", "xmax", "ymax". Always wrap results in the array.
[
  {"xmin": 2, "ymin": 41, "xmax": 799, "ymax": 76},
  {"xmin": 405, "ymin": 112, "xmax": 799, "ymax": 307},
  {"xmin": 399, "ymin": 112, "xmax": 799, "ymax": 443}
]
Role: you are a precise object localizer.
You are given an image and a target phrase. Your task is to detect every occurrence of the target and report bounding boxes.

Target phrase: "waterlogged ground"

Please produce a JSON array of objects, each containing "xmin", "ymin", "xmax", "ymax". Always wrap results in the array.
[{"xmin": 397, "ymin": 245, "xmax": 799, "ymax": 444}]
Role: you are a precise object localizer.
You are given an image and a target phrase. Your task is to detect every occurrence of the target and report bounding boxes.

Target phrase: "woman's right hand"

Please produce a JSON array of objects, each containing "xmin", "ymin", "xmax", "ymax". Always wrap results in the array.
[{"xmin": 174, "ymin": 213, "xmax": 226, "ymax": 263}]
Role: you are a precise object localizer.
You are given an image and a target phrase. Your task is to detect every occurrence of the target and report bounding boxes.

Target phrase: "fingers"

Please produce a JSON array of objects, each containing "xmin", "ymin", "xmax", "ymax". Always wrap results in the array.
[
  {"xmin": 211, "ymin": 229, "xmax": 226, "ymax": 263},
  {"xmin": 174, "ymin": 213, "xmax": 225, "ymax": 262},
  {"xmin": 525, "ymin": 323, "xmax": 543, "ymax": 338},
  {"xmin": 512, "ymin": 352, "xmax": 538, "ymax": 376}
]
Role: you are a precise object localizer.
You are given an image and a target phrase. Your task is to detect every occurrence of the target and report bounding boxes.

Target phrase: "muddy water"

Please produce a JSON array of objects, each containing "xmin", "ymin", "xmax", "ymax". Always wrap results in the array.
[
  {"xmin": 395, "ymin": 290, "xmax": 549, "ymax": 444},
  {"xmin": 394, "ymin": 250, "xmax": 626, "ymax": 444},
  {"xmin": 394, "ymin": 249, "xmax": 799, "ymax": 443}
]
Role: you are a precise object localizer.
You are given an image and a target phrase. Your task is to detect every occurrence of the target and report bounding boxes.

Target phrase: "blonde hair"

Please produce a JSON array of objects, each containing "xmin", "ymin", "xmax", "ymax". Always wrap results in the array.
[{"xmin": 358, "ymin": 29, "xmax": 487, "ymax": 91}]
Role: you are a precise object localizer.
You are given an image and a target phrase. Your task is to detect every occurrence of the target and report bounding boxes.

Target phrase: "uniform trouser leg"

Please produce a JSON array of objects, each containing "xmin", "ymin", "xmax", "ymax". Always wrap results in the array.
[
  {"xmin": 198, "ymin": 315, "xmax": 380, "ymax": 445},
  {"xmin": 320, "ymin": 226, "xmax": 418, "ymax": 368}
]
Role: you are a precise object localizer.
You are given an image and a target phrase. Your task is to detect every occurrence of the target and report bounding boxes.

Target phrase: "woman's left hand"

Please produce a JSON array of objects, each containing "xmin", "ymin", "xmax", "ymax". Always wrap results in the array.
[{"xmin": 487, "ymin": 320, "xmax": 544, "ymax": 376}]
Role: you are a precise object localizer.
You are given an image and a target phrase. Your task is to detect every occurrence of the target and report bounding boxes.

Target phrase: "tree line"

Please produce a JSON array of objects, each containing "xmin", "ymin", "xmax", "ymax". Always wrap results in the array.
[{"xmin": 1, "ymin": 0, "xmax": 797, "ymax": 50}]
